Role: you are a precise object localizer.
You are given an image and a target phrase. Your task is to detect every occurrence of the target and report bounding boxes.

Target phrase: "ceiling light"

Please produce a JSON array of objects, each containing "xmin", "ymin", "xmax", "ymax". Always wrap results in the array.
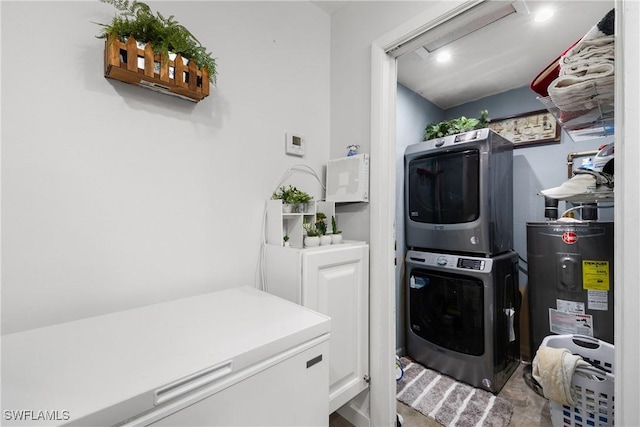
[
  {"xmin": 436, "ymin": 51, "xmax": 451, "ymax": 63},
  {"xmin": 534, "ymin": 7, "xmax": 554, "ymax": 22}
]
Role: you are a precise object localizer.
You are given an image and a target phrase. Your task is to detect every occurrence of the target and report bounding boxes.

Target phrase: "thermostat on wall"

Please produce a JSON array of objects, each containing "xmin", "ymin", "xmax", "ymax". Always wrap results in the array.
[{"xmin": 285, "ymin": 132, "xmax": 305, "ymax": 157}]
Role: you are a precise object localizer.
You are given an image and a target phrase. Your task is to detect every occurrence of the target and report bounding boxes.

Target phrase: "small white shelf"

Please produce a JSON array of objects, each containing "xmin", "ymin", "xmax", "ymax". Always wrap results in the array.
[{"xmin": 267, "ymin": 200, "xmax": 337, "ymax": 248}]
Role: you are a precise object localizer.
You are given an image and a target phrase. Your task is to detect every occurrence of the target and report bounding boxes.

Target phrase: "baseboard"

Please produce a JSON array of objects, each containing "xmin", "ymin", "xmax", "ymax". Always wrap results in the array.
[{"xmin": 336, "ymin": 390, "xmax": 370, "ymax": 427}]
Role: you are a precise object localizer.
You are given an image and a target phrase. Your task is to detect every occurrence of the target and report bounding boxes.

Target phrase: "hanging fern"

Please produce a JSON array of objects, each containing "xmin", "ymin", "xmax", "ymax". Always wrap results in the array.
[{"xmin": 94, "ymin": 0, "xmax": 217, "ymax": 82}]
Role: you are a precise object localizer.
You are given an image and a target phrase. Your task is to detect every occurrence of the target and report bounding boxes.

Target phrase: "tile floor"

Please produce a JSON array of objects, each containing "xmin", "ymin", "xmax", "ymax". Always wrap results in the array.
[{"xmin": 330, "ymin": 361, "xmax": 553, "ymax": 427}]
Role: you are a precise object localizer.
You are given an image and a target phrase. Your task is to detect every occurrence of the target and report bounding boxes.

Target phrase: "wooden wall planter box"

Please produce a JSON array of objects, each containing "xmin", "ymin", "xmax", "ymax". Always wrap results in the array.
[{"xmin": 104, "ymin": 35, "xmax": 210, "ymax": 102}]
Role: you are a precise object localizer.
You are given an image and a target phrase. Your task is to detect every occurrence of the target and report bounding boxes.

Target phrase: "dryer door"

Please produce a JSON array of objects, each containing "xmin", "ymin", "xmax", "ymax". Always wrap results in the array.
[{"xmin": 409, "ymin": 268, "xmax": 485, "ymax": 356}]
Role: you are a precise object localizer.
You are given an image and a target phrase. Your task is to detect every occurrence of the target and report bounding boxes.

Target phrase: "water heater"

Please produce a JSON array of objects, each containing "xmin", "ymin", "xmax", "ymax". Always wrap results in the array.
[{"xmin": 527, "ymin": 221, "xmax": 614, "ymax": 356}]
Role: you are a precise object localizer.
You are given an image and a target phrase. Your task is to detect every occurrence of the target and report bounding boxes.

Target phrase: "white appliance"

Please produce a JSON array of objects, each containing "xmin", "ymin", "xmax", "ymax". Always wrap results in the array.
[
  {"xmin": 325, "ymin": 154, "xmax": 369, "ymax": 202},
  {"xmin": 1, "ymin": 287, "xmax": 330, "ymax": 426},
  {"xmin": 265, "ymin": 242, "xmax": 369, "ymax": 413}
]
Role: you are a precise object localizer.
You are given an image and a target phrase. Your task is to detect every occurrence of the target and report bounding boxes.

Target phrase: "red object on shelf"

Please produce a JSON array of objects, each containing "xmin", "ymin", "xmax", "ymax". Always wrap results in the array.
[{"xmin": 530, "ymin": 39, "xmax": 580, "ymax": 97}]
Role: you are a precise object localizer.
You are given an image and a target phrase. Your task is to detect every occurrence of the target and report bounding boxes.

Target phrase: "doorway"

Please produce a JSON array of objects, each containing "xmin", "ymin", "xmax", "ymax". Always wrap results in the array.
[{"xmin": 368, "ymin": 1, "xmax": 640, "ymax": 426}]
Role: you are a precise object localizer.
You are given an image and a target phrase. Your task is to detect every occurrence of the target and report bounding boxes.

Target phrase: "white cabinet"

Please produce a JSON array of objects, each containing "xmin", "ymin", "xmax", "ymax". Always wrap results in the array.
[{"xmin": 265, "ymin": 242, "xmax": 369, "ymax": 413}]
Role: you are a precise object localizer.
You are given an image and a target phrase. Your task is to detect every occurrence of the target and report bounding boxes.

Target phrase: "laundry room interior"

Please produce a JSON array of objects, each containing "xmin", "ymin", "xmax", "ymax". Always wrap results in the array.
[
  {"xmin": 1, "ymin": 1, "xmax": 639, "ymax": 427},
  {"xmin": 393, "ymin": 1, "xmax": 618, "ymax": 425}
]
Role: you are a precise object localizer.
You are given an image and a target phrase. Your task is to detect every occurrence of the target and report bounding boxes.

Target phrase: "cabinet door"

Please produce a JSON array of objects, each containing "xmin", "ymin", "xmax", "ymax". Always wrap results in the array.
[{"xmin": 302, "ymin": 245, "xmax": 369, "ymax": 413}]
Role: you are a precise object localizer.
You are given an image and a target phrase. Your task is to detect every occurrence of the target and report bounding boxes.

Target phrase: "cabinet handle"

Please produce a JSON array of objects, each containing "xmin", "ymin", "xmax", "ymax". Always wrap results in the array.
[
  {"xmin": 306, "ymin": 354, "xmax": 323, "ymax": 368},
  {"xmin": 154, "ymin": 360, "xmax": 233, "ymax": 405}
]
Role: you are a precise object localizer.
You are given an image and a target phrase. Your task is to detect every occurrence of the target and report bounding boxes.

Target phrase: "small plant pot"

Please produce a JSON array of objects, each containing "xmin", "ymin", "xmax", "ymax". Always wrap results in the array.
[
  {"xmin": 298, "ymin": 203, "xmax": 310, "ymax": 213},
  {"xmin": 304, "ymin": 236, "xmax": 320, "ymax": 247},
  {"xmin": 320, "ymin": 235, "xmax": 332, "ymax": 246},
  {"xmin": 331, "ymin": 234, "xmax": 343, "ymax": 244},
  {"xmin": 282, "ymin": 204, "xmax": 294, "ymax": 213}
]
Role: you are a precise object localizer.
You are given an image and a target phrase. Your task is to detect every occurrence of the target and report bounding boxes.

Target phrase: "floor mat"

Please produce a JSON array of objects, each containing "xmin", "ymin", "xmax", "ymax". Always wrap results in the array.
[{"xmin": 396, "ymin": 357, "xmax": 513, "ymax": 427}]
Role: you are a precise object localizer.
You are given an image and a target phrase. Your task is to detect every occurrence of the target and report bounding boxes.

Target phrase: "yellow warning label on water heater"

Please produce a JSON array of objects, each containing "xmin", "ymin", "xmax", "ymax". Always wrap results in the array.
[{"xmin": 582, "ymin": 260, "xmax": 610, "ymax": 291}]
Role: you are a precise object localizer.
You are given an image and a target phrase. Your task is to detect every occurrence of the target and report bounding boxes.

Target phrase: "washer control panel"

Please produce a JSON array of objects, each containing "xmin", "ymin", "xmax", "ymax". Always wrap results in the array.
[
  {"xmin": 406, "ymin": 250, "xmax": 492, "ymax": 272},
  {"xmin": 457, "ymin": 258, "xmax": 486, "ymax": 270}
]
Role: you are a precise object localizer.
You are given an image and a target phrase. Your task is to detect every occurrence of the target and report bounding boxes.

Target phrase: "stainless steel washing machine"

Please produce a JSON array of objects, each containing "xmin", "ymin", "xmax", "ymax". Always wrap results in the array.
[{"xmin": 405, "ymin": 249, "xmax": 520, "ymax": 393}]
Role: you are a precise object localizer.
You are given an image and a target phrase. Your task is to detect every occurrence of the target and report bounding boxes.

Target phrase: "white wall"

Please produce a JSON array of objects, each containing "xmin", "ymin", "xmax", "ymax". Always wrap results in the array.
[
  {"xmin": 1, "ymin": 1, "xmax": 330, "ymax": 334},
  {"xmin": 330, "ymin": 2, "xmax": 438, "ymax": 243}
]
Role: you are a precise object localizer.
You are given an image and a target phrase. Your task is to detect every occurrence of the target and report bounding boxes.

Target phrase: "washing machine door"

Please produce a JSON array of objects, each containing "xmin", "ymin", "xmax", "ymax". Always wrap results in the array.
[{"xmin": 409, "ymin": 269, "xmax": 485, "ymax": 356}]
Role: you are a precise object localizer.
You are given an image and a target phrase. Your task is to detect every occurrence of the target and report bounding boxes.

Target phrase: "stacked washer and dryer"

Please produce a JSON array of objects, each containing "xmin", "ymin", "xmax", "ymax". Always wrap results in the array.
[{"xmin": 403, "ymin": 128, "xmax": 520, "ymax": 394}]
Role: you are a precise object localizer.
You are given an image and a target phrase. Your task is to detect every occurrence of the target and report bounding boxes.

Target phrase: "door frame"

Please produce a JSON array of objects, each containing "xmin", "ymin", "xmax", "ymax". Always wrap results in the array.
[{"xmin": 368, "ymin": 0, "xmax": 640, "ymax": 425}]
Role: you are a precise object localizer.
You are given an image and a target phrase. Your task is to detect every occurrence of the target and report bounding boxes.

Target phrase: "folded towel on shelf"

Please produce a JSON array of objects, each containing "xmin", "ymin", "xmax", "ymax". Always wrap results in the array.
[
  {"xmin": 561, "ymin": 37, "xmax": 614, "ymax": 72},
  {"xmin": 548, "ymin": 75, "xmax": 614, "ymax": 112},
  {"xmin": 532, "ymin": 346, "xmax": 590, "ymax": 406},
  {"xmin": 563, "ymin": 37, "xmax": 614, "ymax": 59},
  {"xmin": 549, "ymin": 14, "xmax": 615, "ymax": 112},
  {"xmin": 561, "ymin": 41, "xmax": 614, "ymax": 72},
  {"xmin": 530, "ymin": 8, "xmax": 615, "ymax": 103},
  {"xmin": 561, "ymin": 61, "xmax": 615, "ymax": 80}
]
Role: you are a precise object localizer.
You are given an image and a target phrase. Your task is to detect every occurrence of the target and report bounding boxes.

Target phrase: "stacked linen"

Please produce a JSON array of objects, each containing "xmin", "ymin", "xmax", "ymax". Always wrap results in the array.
[{"xmin": 548, "ymin": 9, "xmax": 615, "ymax": 113}]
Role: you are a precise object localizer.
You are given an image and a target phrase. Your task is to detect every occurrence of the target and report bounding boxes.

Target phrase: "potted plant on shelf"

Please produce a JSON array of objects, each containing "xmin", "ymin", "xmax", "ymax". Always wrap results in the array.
[
  {"xmin": 331, "ymin": 216, "xmax": 343, "ymax": 244},
  {"xmin": 272, "ymin": 186, "xmax": 295, "ymax": 212},
  {"xmin": 283, "ymin": 235, "xmax": 290, "ymax": 247},
  {"xmin": 293, "ymin": 189, "xmax": 313, "ymax": 214},
  {"xmin": 424, "ymin": 110, "xmax": 489, "ymax": 140},
  {"xmin": 272, "ymin": 185, "xmax": 313, "ymax": 213},
  {"xmin": 315, "ymin": 212, "xmax": 331, "ymax": 246},
  {"xmin": 303, "ymin": 223, "xmax": 320, "ymax": 247}
]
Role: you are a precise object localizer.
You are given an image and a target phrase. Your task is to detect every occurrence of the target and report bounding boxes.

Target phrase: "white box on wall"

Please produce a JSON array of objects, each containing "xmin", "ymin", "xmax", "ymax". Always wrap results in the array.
[{"xmin": 325, "ymin": 154, "xmax": 369, "ymax": 203}]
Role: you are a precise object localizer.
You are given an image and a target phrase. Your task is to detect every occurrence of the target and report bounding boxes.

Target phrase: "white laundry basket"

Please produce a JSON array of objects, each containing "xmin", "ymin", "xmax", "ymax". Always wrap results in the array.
[{"xmin": 540, "ymin": 334, "xmax": 615, "ymax": 427}]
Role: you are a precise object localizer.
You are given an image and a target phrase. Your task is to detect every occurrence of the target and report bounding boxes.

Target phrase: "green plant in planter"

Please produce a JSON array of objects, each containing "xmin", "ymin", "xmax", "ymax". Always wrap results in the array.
[
  {"xmin": 331, "ymin": 216, "xmax": 342, "ymax": 235},
  {"xmin": 315, "ymin": 212, "xmax": 327, "ymax": 236},
  {"xmin": 95, "ymin": 0, "xmax": 217, "ymax": 82},
  {"xmin": 272, "ymin": 185, "xmax": 313, "ymax": 211},
  {"xmin": 293, "ymin": 189, "xmax": 313, "ymax": 206},
  {"xmin": 424, "ymin": 110, "xmax": 490, "ymax": 141},
  {"xmin": 272, "ymin": 185, "xmax": 295, "ymax": 204},
  {"xmin": 303, "ymin": 222, "xmax": 319, "ymax": 237}
]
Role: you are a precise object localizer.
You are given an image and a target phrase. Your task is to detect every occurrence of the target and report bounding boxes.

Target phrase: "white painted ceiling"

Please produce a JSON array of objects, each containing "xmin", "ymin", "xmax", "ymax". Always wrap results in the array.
[
  {"xmin": 396, "ymin": 1, "xmax": 615, "ymax": 109},
  {"xmin": 313, "ymin": 1, "xmax": 615, "ymax": 110}
]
